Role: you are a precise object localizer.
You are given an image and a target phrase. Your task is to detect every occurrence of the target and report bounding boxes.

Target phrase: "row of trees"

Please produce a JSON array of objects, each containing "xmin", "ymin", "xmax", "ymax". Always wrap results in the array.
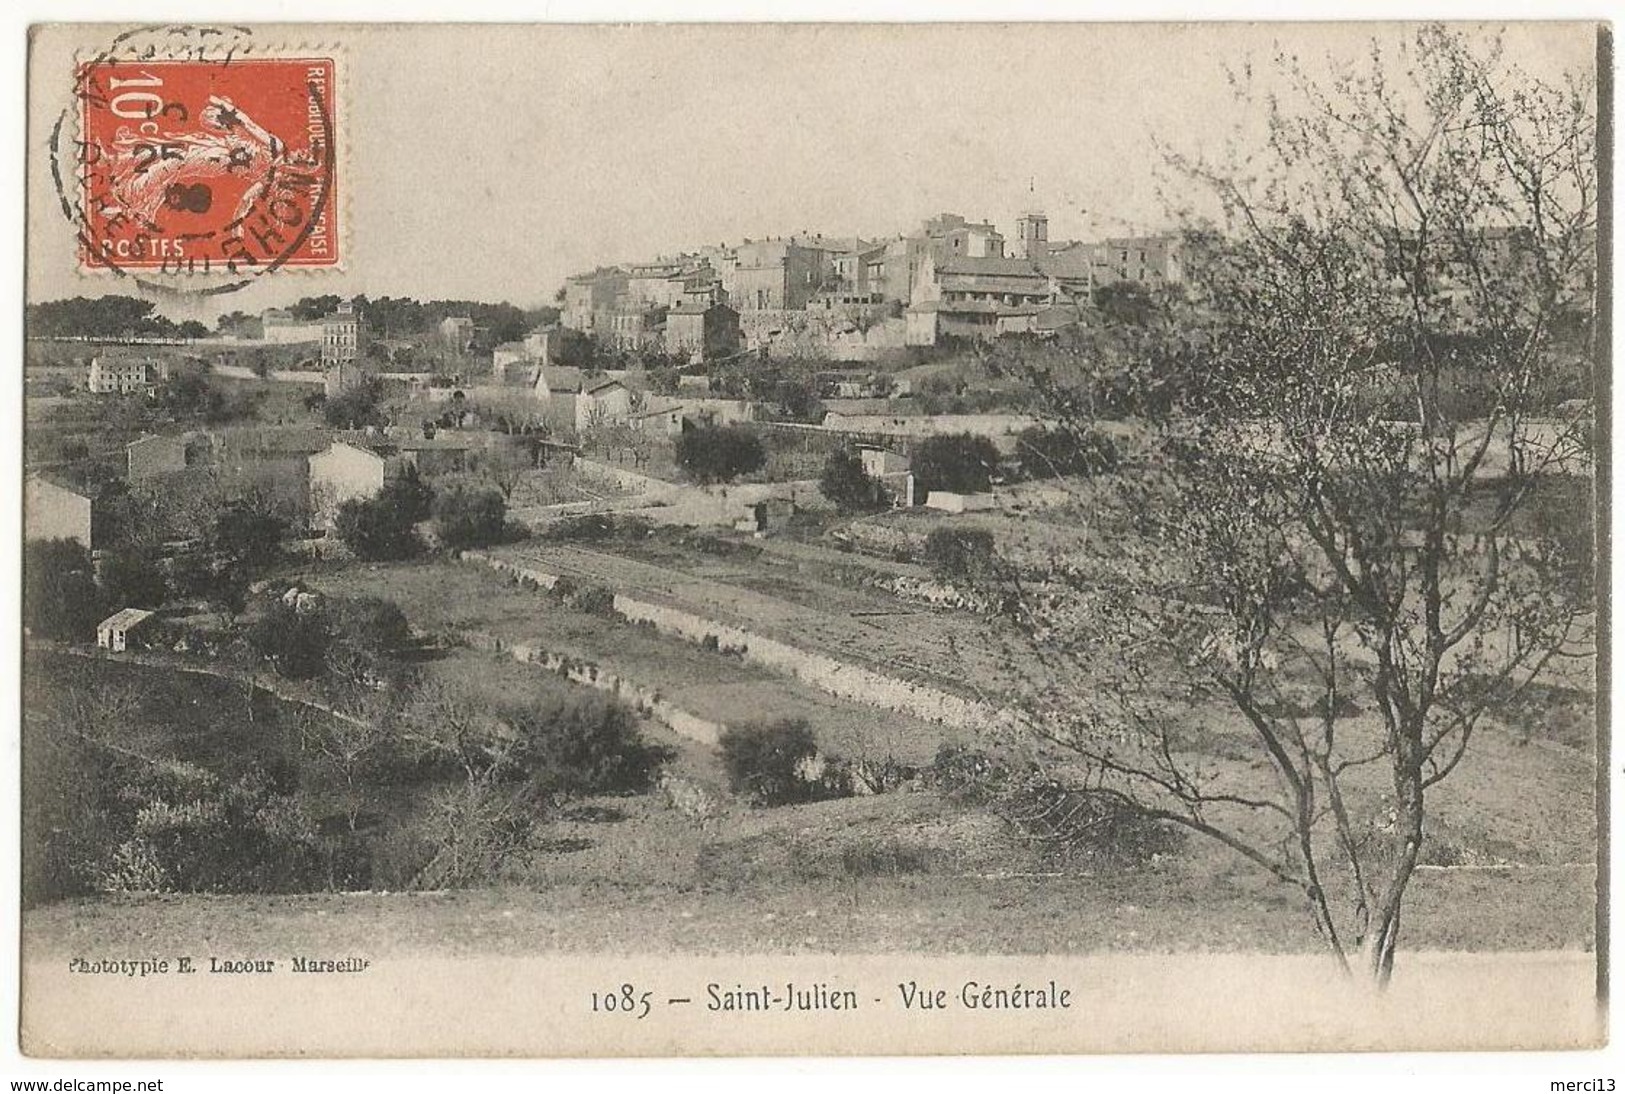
[{"xmin": 28, "ymin": 296, "xmax": 208, "ymax": 341}]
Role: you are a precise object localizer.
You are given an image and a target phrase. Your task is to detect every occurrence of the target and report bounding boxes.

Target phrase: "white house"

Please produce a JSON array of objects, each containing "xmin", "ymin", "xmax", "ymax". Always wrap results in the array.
[
  {"xmin": 491, "ymin": 342, "xmax": 529, "ymax": 380},
  {"xmin": 87, "ymin": 356, "xmax": 160, "ymax": 394},
  {"xmin": 308, "ymin": 440, "xmax": 401, "ymax": 530},
  {"xmin": 25, "ymin": 476, "xmax": 96, "ymax": 547},
  {"xmin": 97, "ymin": 608, "xmax": 156, "ymax": 652},
  {"xmin": 857, "ymin": 444, "xmax": 910, "ymax": 477}
]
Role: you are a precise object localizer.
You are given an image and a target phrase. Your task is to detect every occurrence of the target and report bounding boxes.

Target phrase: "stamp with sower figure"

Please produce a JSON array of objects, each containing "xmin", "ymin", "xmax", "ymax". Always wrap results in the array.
[{"xmin": 74, "ymin": 50, "xmax": 338, "ymax": 275}]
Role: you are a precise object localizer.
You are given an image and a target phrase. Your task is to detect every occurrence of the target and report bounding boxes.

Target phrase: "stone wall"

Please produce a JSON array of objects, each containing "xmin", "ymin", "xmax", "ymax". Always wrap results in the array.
[
  {"xmin": 462, "ymin": 550, "xmax": 1003, "ymax": 732},
  {"xmin": 453, "ymin": 625, "xmax": 726, "ymax": 746}
]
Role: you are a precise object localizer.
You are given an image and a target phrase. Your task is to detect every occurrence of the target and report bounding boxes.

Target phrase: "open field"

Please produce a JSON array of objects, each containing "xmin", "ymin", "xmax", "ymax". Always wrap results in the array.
[{"xmin": 22, "ymin": 846, "xmax": 1596, "ymax": 959}]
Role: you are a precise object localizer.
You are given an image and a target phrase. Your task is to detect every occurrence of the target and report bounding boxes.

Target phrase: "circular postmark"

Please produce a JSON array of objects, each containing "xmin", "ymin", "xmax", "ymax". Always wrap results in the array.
[{"xmin": 47, "ymin": 24, "xmax": 340, "ymax": 299}]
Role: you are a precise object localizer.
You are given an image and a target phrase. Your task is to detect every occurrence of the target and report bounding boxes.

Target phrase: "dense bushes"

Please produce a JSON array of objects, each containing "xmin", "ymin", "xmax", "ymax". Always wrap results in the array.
[
  {"xmin": 507, "ymin": 694, "xmax": 673, "ymax": 797},
  {"xmin": 541, "ymin": 512, "xmax": 655, "ymax": 544},
  {"xmin": 911, "ymin": 432, "xmax": 1000, "ymax": 496},
  {"xmin": 246, "ymin": 592, "xmax": 414, "ymax": 684},
  {"xmin": 675, "ymin": 423, "xmax": 766, "ymax": 485},
  {"xmin": 98, "ymin": 547, "xmax": 168, "ymax": 610},
  {"xmin": 718, "ymin": 719, "xmax": 825, "ymax": 806},
  {"xmin": 323, "ymin": 376, "xmax": 386, "ymax": 429},
  {"xmin": 922, "ymin": 527, "xmax": 999, "ymax": 585},
  {"xmin": 433, "ymin": 484, "xmax": 508, "ymax": 550},
  {"xmin": 819, "ymin": 448, "xmax": 883, "ymax": 513},
  {"xmin": 1014, "ymin": 424, "xmax": 1119, "ymax": 479},
  {"xmin": 25, "ymin": 539, "xmax": 102, "ymax": 641},
  {"xmin": 94, "ymin": 762, "xmax": 325, "ymax": 894},
  {"xmin": 932, "ymin": 745, "xmax": 1183, "ymax": 867},
  {"xmin": 246, "ymin": 602, "xmax": 333, "ymax": 679}
]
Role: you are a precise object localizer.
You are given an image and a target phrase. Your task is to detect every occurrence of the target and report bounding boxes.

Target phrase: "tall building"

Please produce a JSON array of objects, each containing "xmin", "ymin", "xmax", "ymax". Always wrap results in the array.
[
  {"xmin": 922, "ymin": 213, "xmax": 1005, "ymax": 260},
  {"xmin": 1013, "ymin": 211, "xmax": 1049, "ymax": 260},
  {"xmin": 321, "ymin": 300, "xmax": 363, "ymax": 394},
  {"xmin": 321, "ymin": 300, "xmax": 360, "ymax": 368},
  {"xmin": 561, "ymin": 268, "xmax": 629, "ymax": 332}
]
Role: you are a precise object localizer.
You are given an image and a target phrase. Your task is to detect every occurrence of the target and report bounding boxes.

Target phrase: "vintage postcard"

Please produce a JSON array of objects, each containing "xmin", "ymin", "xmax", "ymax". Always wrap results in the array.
[{"xmin": 17, "ymin": 20, "xmax": 1606, "ymax": 1059}]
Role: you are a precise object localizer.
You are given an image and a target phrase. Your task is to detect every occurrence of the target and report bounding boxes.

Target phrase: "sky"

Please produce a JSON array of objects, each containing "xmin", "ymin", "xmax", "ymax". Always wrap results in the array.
[{"xmin": 26, "ymin": 21, "xmax": 1598, "ymax": 323}]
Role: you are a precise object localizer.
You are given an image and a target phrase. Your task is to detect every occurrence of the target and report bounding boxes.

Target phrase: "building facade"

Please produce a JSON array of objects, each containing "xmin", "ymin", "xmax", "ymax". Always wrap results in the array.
[
  {"xmin": 87, "ymin": 356, "xmax": 158, "ymax": 394},
  {"xmin": 126, "ymin": 433, "xmax": 190, "ymax": 480},
  {"xmin": 25, "ymin": 476, "xmax": 96, "ymax": 547},
  {"xmin": 665, "ymin": 302, "xmax": 742, "ymax": 361},
  {"xmin": 439, "ymin": 316, "xmax": 475, "ymax": 354},
  {"xmin": 724, "ymin": 239, "xmax": 826, "ymax": 311},
  {"xmin": 261, "ymin": 308, "xmax": 325, "ymax": 344},
  {"xmin": 562, "ymin": 269, "xmax": 630, "ymax": 333},
  {"xmin": 321, "ymin": 301, "xmax": 361, "ymax": 369},
  {"xmin": 308, "ymin": 440, "xmax": 402, "ymax": 531}
]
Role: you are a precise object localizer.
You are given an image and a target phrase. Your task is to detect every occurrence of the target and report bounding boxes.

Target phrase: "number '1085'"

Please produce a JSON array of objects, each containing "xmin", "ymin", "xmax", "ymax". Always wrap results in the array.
[{"xmin": 590, "ymin": 984, "xmax": 652, "ymax": 1019}]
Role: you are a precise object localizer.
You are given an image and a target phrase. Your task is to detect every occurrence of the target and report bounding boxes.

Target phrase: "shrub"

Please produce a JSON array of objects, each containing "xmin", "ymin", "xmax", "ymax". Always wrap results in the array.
[
  {"xmin": 208, "ymin": 497, "xmax": 287, "ymax": 575},
  {"xmin": 675, "ymin": 423, "xmax": 766, "ymax": 485},
  {"xmin": 433, "ymin": 484, "xmax": 508, "ymax": 550},
  {"xmin": 911, "ymin": 433, "xmax": 1001, "ymax": 496},
  {"xmin": 98, "ymin": 547, "xmax": 168, "ymax": 610},
  {"xmin": 334, "ymin": 494, "xmax": 421, "ymax": 561},
  {"xmin": 326, "ymin": 596, "xmax": 414, "ymax": 684},
  {"xmin": 570, "ymin": 584, "xmax": 619, "ymax": 619},
  {"xmin": 932, "ymin": 745, "xmax": 1182, "ymax": 868},
  {"xmin": 547, "ymin": 513, "xmax": 618, "ymax": 543},
  {"xmin": 95, "ymin": 762, "xmax": 325, "ymax": 894},
  {"xmin": 718, "ymin": 719, "xmax": 820, "ymax": 806},
  {"xmin": 246, "ymin": 602, "xmax": 332, "ymax": 680},
  {"xmin": 819, "ymin": 448, "xmax": 883, "ymax": 513},
  {"xmin": 1014, "ymin": 425, "xmax": 1119, "ymax": 479},
  {"xmin": 382, "ymin": 465, "xmax": 435, "ymax": 524},
  {"xmin": 323, "ymin": 376, "xmax": 386, "ymax": 429},
  {"xmin": 25, "ymin": 538, "xmax": 103, "ymax": 641},
  {"xmin": 410, "ymin": 781, "xmax": 538, "ymax": 890},
  {"xmin": 510, "ymin": 693, "xmax": 673, "ymax": 797},
  {"xmin": 923, "ymin": 527, "xmax": 998, "ymax": 585}
]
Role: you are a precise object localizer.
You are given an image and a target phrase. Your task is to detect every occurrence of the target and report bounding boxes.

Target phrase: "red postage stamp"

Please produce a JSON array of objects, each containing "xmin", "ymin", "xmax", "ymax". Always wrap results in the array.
[{"xmin": 75, "ymin": 56, "xmax": 339, "ymax": 274}]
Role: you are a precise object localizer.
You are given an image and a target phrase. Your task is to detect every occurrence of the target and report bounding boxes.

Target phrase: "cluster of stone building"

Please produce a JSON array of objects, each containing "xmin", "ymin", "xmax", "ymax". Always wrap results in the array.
[{"xmin": 561, "ymin": 211, "xmax": 1186, "ymax": 355}]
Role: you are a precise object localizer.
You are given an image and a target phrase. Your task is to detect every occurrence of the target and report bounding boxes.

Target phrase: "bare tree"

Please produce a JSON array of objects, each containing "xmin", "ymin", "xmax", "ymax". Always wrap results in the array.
[
  {"xmin": 473, "ymin": 446, "xmax": 532, "ymax": 503},
  {"xmin": 297, "ymin": 696, "xmax": 396, "ymax": 833},
  {"xmin": 394, "ymin": 677, "xmax": 540, "ymax": 888},
  {"xmin": 982, "ymin": 25, "xmax": 1596, "ymax": 985}
]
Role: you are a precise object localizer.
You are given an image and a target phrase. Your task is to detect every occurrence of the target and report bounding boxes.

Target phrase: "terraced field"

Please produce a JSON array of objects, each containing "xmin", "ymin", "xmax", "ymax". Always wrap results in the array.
[
  {"xmin": 492, "ymin": 542, "xmax": 1011, "ymax": 698},
  {"xmin": 295, "ymin": 559, "xmax": 966, "ymax": 764}
]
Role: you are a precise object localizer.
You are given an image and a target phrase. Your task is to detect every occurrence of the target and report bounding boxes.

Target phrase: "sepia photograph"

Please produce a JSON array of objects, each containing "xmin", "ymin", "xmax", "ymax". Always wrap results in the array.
[{"xmin": 11, "ymin": 12, "xmax": 1609, "ymax": 1070}]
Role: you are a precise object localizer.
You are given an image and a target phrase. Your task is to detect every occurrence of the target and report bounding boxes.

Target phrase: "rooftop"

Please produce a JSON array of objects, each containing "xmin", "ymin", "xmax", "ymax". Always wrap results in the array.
[{"xmin": 98, "ymin": 607, "xmax": 156, "ymax": 631}]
